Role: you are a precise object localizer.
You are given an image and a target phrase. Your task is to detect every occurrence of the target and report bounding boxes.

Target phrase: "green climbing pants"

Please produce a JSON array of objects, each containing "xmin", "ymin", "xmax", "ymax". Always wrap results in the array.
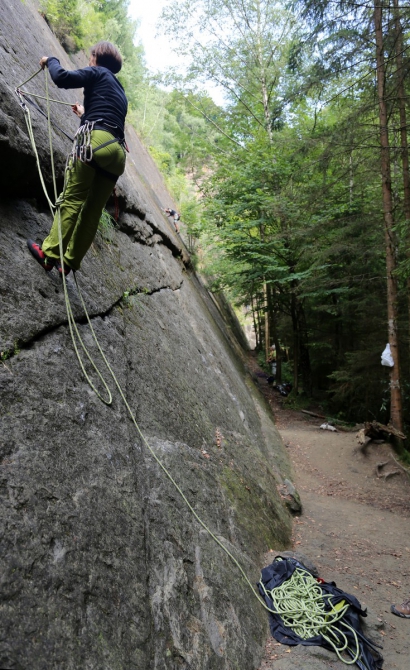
[{"xmin": 42, "ymin": 130, "xmax": 126, "ymax": 271}]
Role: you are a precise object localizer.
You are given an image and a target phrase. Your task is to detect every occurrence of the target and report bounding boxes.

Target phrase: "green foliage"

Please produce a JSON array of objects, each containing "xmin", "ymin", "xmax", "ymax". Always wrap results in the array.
[
  {"xmin": 122, "ymin": 286, "xmax": 150, "ymax": 312},
  {"xmin": 155, "ymin": 0, "xmax": 410, "ymax": 426},
  {"xmin": 257, "ymin": 350, "xmax": 270, "ymax": 373},
  {"xmin": 180, "ymin": 198, "xmax": 201, "ymax": 253},
  {"xmin": 98, "ymin": 208, "xmax": 116, "ymax": 242},
  {"xmin": 40, "ymin": 0, "xmax": 84, "ymax": 50},
  {"xmin": 76, "ymin": 0, "xmax": 105, "ymax": 45},
  {"xmin": 1, "ymin": 341, "xmax": 20, "ymax": 362},
  {"xmin": 328, "ymin": 351, "xmax": 390, "ymax": 424},
  {"xmin": 281, "ymin": 362, "xmax": 293, "ymax": 384},
  {"xmin": 283, "ymin": 391, "xmax": 311, "ymax": 411},
  {"xmin": 149, "ymin": 147, "xmax": 173, "ymax": 174},
  {"xmin": 39, "ymin": 0, "xmax": 145, "ymax": 95},
  {"xmin": 398, "ymin": 450, "xmax": 410, "ymax": 469}
]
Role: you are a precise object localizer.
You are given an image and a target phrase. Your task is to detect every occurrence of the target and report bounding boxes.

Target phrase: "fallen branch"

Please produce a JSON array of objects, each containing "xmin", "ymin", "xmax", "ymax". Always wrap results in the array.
[
  {"xmin": 356, "ymin": 420, "xmax": 406, "ymax": 444},
  {"xmin": 301, "ymin": 410, "xmax": 326, "ymax": 419},
  {"xmin": 356, "ymin": 428, "xmax": 372, "ymax": 447},
  {"xmin": 371, "ymin": 421, "xmax": 406, "ymax": 440}
]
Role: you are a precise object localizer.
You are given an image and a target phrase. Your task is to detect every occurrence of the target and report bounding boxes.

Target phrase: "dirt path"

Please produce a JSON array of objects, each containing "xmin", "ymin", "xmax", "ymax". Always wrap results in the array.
[{"xmin": 252, "ymin": 371, "xmax": 410, "ymax": 670}]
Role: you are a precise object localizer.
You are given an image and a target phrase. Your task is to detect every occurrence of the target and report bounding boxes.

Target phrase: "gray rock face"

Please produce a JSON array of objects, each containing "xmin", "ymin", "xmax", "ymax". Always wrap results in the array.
[
  {"xmin": 279, "ymin": 479, "xmax": 302, "ymax": 514},
  {"xmin": 0, "ymin": 2, "xmax": 294, "ymax": 668}
]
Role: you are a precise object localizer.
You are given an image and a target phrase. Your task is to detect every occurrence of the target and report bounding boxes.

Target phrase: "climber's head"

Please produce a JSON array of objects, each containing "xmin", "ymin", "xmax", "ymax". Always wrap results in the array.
[{"xmin": 90, "ymin": 42, "xmax": 122, "ymax": 74}]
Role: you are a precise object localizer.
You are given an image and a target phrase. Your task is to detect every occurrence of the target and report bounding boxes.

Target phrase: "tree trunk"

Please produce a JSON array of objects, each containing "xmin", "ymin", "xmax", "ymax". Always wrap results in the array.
[
  {"xmin": 291, "ymin": 292, "xmax": 299, "ymax": 393},
  {"xmin": 272, "ymin": 315, "xmax": 282, "ymax": 384},
  {"xmin": 297, "ymin": 301, "xmax": 312, "ymax": 396},
  {"xmin": 268, "ymin": 285, "xmax": 282, "ymax": 383},
  {"xmin": 259, "ymin": 223, "xmax": 270, "ymax": 363},
  {"xmin": 374, "ymin": 1, "xmax": 403, "ymax": 433},
  {"xmin": 393, "ymin": 0, "xmax": 410, "ymax": 384},
  {"xmin": 255, "ymin": 0, "xmax": 273, "ymax": 143},
  {"xmin": 256, "ymin": 294, "xmax": 263, "ymax": 351},
  {"xmin": 250, "ymin": 293, "xmax": 259, "ymax": 350},
  {"xmin": 264, "ymin": 281, "xmax": 270, "ymax": 364}
]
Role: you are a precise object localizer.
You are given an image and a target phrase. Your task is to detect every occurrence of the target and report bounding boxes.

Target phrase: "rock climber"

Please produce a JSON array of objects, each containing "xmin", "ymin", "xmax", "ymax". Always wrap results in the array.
[
  {"xmin": 27, "ymin": 41, "xmax": 128, "ymax": 276},
  {"xmin": 163, "ymin": 207, "xmax": 180, "ymax": 233}
]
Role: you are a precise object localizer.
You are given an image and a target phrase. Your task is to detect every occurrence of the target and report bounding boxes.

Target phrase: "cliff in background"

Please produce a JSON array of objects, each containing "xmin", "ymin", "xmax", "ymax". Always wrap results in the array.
[{"xmin": 0, "ymin": 1, "xmax": 294, "ymax": 668}]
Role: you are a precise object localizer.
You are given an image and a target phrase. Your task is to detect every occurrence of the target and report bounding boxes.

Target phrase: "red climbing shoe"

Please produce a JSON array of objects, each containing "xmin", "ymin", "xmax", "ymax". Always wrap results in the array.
[
  {"xmin": 391, "ymin": 599, "xmax": 410, "ymax": 618},
  {"xmin": 55, "ymin": 260, "xmax": 72, "ymax": 277},
  {"xmin": 27, "ymin": 239, "xmax": 55, "ymax": 271}
]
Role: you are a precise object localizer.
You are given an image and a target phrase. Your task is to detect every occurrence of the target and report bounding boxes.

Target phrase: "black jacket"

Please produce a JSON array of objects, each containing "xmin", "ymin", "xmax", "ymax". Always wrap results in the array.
[{"xmin": 47, "ymin": 57, "xmax": 128, "ymax": 137}]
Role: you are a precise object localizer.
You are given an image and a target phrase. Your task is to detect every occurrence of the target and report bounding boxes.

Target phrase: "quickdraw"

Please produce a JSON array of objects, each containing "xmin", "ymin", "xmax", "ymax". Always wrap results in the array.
[{"xmin": 74, "ymin": 120, "xmax": 95, "ymax": 163}]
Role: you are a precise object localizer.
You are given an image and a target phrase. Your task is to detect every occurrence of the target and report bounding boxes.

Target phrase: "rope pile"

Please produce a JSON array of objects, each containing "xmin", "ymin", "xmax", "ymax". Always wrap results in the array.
[{"xmin": 259, "ymin": 564, "xmax": 361, "ymax": 664}]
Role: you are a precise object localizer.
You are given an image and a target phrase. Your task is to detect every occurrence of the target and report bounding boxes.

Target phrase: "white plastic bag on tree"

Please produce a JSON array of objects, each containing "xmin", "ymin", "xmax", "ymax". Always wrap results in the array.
[{"xmin": 381, "ymin": 343, "xmax": 394, "ymax": 367}]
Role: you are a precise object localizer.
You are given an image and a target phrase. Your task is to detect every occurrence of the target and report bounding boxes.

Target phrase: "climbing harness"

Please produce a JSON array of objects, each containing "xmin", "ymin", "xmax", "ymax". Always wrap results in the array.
[
  {"xmin": 71, "ymin": 120, "xmax": 127, "ymax": 183},
  {"xmin": 16, "ymin": 68, "xmax": 382, "ymax": 670}
]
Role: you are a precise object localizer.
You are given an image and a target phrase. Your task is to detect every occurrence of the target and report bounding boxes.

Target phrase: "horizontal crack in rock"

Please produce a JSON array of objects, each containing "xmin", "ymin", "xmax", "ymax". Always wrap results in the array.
[{"xmin": 4, "ymin": 281, "xmax": 184, "ymax": 360}]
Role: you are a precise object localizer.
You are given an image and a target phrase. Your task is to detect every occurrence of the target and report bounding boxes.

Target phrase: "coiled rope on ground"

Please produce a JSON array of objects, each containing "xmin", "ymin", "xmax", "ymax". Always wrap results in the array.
[{"xmin": 259, "ymin": 565, "xmax": 361, "ymax": 664}]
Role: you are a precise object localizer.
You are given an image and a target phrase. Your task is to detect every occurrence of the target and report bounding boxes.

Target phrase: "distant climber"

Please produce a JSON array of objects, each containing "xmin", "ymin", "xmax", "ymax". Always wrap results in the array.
[
  {"xmin": 163, "ymin": 208, "xmax": 180, "ymax": 233},
  {"xmin": 267, "ymin": 345, "xmax": 277, "ymax": 378},
  {"xmin": 27, "ymin": 41, "xmax": 128, "ymax": 276}
]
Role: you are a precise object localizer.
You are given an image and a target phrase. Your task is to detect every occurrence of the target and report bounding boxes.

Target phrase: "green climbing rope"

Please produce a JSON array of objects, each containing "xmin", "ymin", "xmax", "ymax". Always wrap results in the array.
[
  {"xmin": 17, "ymin": 67, "xmax": 43, "ymax": 89},
  {"xmin": 18, "ymin": 89, "xmax": 73, "ymax": 106},
  {"xmin": 17, "ymin": 68, "xmax": 363, "ymax": 669},
  {"xmin": 259, "ymin": 564, "xmax": 361, "ymax": 665}
]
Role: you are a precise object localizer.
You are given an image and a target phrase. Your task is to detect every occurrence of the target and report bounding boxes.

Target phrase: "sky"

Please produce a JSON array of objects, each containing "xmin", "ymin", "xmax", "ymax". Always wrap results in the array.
[
  {"xmin": 127, "ymin": 0, "xmax": 182, "ymax": 74},
  {"xmin": 127, "ymin": 0, "xmax": 226, "ymax": 105}
]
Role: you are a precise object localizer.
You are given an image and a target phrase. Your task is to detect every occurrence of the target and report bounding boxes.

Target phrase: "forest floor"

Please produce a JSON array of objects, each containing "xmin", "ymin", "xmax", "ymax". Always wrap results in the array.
[{"xmin": 248, "ymin": 357, "xmax": 410, "ymax": 670}]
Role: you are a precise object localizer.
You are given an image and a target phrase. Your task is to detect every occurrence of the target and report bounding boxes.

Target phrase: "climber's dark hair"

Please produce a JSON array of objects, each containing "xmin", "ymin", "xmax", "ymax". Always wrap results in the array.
[{"xmin": 91, "ymin": 41, "xmax": 122, "ymax": 74}]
